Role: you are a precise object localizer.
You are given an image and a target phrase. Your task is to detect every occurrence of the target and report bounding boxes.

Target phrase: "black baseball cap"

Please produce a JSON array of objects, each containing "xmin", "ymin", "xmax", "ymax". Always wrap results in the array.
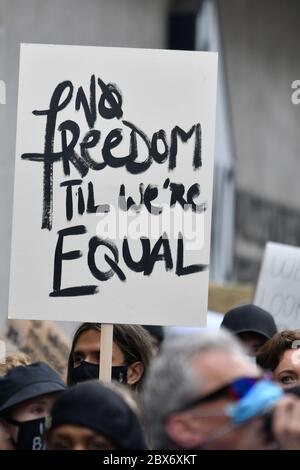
[
  {"xmin": 221, "ymin": 304, "xmax": 278, "ymax": 340},
  {"xmin": 0, "ymin": 362, "xmax": 66, "ymax": 414},
  {"xmin": 48, "ymin": 381, "xmax": 147, "ymax": 450}
]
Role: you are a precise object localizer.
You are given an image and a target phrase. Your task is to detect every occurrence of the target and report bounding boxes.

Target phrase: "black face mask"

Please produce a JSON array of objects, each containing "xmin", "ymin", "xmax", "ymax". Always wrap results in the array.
[
  {"xmin": 70, "ymin": 361, "xmax": 128, "ymax": 385},
  {"xmin": 7, "ymin": 416, "xmax": 46, "ymax": 450}
]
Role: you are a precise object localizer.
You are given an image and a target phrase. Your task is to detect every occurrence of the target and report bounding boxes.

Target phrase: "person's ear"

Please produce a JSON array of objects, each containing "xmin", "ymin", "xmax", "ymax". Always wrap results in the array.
[
  {"xmin": 0, "ymin": 420, "xmax": 15, "ymax": 449},
  {"xmin": 127, "ymin": 361, "xmax": 144, "ymax": 386},
  {"xmin": 165, "ymin": 413, "xmax": 205, "ymax": 449},
  {"xmin": 1, "ymin": 420, "xmax": 11, "ymax": 436}
]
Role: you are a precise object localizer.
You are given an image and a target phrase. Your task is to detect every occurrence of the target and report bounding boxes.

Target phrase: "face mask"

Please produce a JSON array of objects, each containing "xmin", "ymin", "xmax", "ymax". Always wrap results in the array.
[
  {"xmin": 191, "ymin": 422, "xmax": 237, "ymax": 450},
  {"xmin": 70, "ymin": 361, "xmax": 128, "ymax": 385},
  {"xmin": 226, "ymin": 379, "xmax": 284, "ymax": 424},
  {"xmin": 7, "ymin": 416, "xmax": 46, "ymax": 450},
  {"xmin": 188, "ymin": 379, "xmax": 284, "ymax": 449}
]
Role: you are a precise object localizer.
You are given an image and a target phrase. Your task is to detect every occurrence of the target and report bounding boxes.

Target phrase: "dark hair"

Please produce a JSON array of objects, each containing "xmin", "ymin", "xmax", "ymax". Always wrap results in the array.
[
  {"xmin": 48, "ymin": 381, "xmax": 147, "ymax": 450},
  {"xmin": 142, "ymin": 326, "xmax": 165, "ymax": 344},
  {"xmin": 256, "ymin": 330, "xmax": 300, "ymax": 371},
  {"xmin": 67, "ymin": 323, "xmax": 153, "ymax": 391}
]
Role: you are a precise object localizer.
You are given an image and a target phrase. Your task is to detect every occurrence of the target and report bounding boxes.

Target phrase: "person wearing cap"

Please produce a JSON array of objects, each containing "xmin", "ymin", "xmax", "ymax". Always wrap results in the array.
[
  {"xmin": 0, "ymin": 362, "xmax": 65, "ymax": 450},
  {"xmin": 46, "ymin": 381, "xmax": 147, "ymax": 450},
  {"xmin": 220, "ymin": 304, "xmax": 278, "ymax": 358}
]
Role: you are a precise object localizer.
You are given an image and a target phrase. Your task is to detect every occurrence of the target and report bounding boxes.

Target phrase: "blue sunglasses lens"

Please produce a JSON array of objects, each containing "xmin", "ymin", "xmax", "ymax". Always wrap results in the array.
[{"xmin": 229, "ymin": 377, "xmax": 259, "ymax": 400}]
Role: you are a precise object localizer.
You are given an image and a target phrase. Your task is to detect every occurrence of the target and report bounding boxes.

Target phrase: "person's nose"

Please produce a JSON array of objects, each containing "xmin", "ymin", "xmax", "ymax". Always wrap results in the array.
[
  {"xmin": 73, "ymin": 443, "xmax": 86, "ymax": 451},
  {"xmin": 85, "ymin": 354, "xmax": 98, "ymax": 364}
]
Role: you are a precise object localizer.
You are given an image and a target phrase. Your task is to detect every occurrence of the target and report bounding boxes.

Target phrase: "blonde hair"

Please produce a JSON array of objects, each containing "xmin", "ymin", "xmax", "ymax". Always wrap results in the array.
[{"xmin": 0, "ymin": 352, "xmax": 31, "ymax": 376}]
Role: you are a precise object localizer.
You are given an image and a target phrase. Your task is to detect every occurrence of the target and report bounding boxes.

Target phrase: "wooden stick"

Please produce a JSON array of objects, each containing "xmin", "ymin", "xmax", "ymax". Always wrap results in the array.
[{"xmin": 99, "ymin": 324, "xmax": 113, "ymax": 382}]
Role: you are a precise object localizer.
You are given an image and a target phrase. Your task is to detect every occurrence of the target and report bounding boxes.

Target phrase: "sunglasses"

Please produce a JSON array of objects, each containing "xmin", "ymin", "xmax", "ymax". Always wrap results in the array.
[{"xmin": 178, "ymin": 376, "xmax": 262, "ymax": 412}]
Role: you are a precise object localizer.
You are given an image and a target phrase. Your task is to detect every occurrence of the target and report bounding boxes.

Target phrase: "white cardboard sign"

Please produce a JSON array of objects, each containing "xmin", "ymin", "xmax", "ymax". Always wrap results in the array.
[
  {"xmin": 255, "ymin": 242, "xmax": 300, "ymax": 330},
  {"xmin": 9, "ymin": 44, "xmax": 217, "ymax": 326}
]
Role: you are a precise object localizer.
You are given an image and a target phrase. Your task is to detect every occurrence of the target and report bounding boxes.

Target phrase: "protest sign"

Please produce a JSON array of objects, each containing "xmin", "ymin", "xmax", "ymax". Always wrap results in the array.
[
  {"xmin": 9, "ymin": 44, "xmax": 217, "ymax": 327},
  {"xmin": 255, "ymin": 242, "xmax": 300, "ymax": 330}
]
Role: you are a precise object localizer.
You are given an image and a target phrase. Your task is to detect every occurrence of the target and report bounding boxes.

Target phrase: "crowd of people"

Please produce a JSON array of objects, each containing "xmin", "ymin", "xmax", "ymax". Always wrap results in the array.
[{"xmin": 1, "ymin": 307, "xmax": 300, "ymax": 450}]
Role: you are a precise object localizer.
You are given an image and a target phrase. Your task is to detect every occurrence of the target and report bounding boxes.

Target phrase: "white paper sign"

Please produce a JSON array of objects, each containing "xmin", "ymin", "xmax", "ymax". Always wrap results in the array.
[
  {"xmin": 9, "ymin": 44, "xmax": 217, "ymax": 326},
  {"xmin": 255, "ymin": 242, "xmax": 300, "ymax": 330}
]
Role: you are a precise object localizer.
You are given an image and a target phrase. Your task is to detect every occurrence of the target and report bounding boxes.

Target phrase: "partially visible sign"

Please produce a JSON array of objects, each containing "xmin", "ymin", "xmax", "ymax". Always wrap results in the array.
[
  {"xmin": 0, "ymin": 339, "xmax": 5, "ymax": 364},
  {"xmin": 0, "ymin": 79, "xmax": 5, "ymax": 104},
  {"xmin": 4, "ymin": 320, "xmax": 69, "ymax": 378},
  {"xmin": 254, "ymin": 242, "xmax": 300, "ymax": 331}
]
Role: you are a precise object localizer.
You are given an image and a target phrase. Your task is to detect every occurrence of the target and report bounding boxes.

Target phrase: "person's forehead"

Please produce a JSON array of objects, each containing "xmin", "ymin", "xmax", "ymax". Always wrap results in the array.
[
  {"xmin": 12, "ymin": 393, "xmax": 55, "ymax": 412},
  {"xmin": 25, "ymin": 394, "xmax": 54, "ymax": 403},
  {"xmin": 277, "ymin": 349, "xmax": 300, "ymax": 371},
  {"xmin": 75, "ymin": 329, "xmax": 100, "ymax": 347},
  {"xmin": 53, "ymin": 424, "xmax": 96, "ymax": 436},
  {"xmin": 51, "ymin": 424, "xmax": 110, "ymax": 441},
  {"xmin": 191, "ymin": 350, "xmax": 260, "ymax": 394},
  {"xmin": 74, "ymin": 331, "xmax": 124, "ymax": 361},
  {"xmin": 74, "ymin": 331, "xmax": 101, "ymax": 354}
]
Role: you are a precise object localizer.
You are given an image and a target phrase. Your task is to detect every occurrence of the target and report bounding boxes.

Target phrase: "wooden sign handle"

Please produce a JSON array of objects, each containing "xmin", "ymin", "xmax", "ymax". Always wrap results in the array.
[{"xmin": 99, "ymin": 324, "xmax": 113, "ymax": 383}]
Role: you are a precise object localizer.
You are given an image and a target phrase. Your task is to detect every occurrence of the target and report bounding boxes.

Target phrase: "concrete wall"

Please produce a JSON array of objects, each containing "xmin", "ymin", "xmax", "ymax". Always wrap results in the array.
[
  {"xmin": 219, "ymin": 0, "xmax": 300, "ymax": 281},
  {"xmin": 0, "ymin": 0, "xmax": 170, "ymax": 334}
]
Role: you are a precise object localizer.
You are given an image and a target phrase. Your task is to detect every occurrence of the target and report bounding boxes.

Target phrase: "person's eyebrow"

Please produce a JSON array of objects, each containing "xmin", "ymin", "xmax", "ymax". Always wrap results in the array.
[
  {"xmin": 73, "ymin": 349, "xmax": 84, "ymax": 355},
  {"xmin": 26, "ymin": 399, "xmax": 49, "ymax": 408},
  {"xmin": 74, "ymin": 346, "xmax": 99, "ymax": 353},
  {"xmin": 278, "ymin": 369, "xmax": 297, "ymax": 375}
]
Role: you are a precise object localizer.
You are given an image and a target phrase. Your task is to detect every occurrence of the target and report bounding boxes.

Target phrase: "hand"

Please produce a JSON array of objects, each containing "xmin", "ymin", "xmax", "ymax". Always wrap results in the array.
[{"xmin": 272, "ymin": 395, "xmax": 300, "ymax": 450}]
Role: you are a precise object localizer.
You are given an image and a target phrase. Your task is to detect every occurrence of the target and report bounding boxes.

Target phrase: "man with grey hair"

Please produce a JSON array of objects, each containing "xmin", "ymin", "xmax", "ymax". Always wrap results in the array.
[{"xmin": 143, "ymin": 330, "xmax": 300, "ymax": 450}]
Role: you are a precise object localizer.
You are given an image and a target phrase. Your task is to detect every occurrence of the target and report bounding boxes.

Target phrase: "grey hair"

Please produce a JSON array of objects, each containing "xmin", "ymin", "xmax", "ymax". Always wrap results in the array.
[{"xmin": 142, "ymin": 329, "xmax": 245, "ymax": 449}]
